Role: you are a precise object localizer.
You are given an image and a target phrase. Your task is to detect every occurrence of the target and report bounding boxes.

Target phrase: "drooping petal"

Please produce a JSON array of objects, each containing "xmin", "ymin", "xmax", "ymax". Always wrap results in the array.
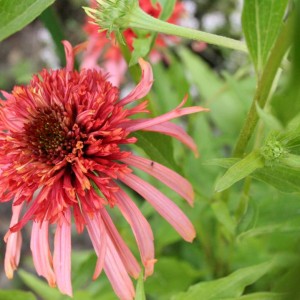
[
  {"xmin": 101, "ymin": 208, "xmax": 141, "ymax": 279},
  {"xmin": 53, "ymin": 209, "xmax": 72, "ymax": 297},
  {"xmin": 104, "ymin": 235, "xmax": 135, "ymax": 300},
  {"xmin": 9, "ymin": 186, "xmax": 52, "ymax": 233},
  {"xmin": 120, "ymin": 155, "xmax": 194, "ymax": 206},
  {"xmin": 123, "ymin": 120, "xmax": 198, "ymax": 156},
  {"xmin": 115, "ymin": 189, "xmax": 156, "ymax": 278},
  {"xmin": 4, "ymin": 203, "xmax": 23, "ymax": 279},
  {"xmin": 118, "ymin": 58, "xmax": 153, "ymax": 106},
  {"xmin": 31, "ymin": 221, "xmax": 56, "ymax": 287},
  {"xmin": 120, "ymin": 173, "xmax": 196, "ymax": 242},
  {"xmin": 123, "ymin": 97, "xmax": 208, "ymax": 132},
  {"xmin": 84, "ymin": 211, "xmax": 107, "ymax": 279}
]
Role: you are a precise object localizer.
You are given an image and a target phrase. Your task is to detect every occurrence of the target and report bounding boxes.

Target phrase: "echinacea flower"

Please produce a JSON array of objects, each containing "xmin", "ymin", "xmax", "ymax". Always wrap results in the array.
[
  {"xmin": 1, "ymin": 41, "xmax": 207, "ymax": 300},
  {"xmin": 81, "ymin": 0, "xmax": 185, "ymax": 85}
]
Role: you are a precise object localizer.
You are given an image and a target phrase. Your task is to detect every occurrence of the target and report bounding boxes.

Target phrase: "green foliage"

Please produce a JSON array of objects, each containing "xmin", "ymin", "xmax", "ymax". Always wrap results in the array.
[
  {"xmin": 215, "ymin": 151, "xmax": 264, "ymax": 192},
  {"xmin": 18, "ymin": 270, "xmax": 61, "ymax": 300},
  {"xmin": 0, "ymin": 0, "xmax": 55, "ymax": 42},
  {"xmin": 134, "ymin": 131, "xmax": 180, "ymax": 172},
  {"xmin": 1, "ymin": 1, "xmax": 300, "ymax": 300},
  {"xmin": 172, "ymin": 262, "xmax": 272, "ymax": 300},
  {"xmin": 130, "ymin": 37, "xmax": 153, "ymax": 66},
  {"xmin": 242, "ymin": 0, "xmax": 289, "ymax": 75},
  {"xmin": 158, "ymin": 0, "xmax": 176, "ymax": 20},
  {"xmin": 135, "ymin": 272, "xmax": 146, "ymax": 300},
  {"xmin": 0, "ymin": 290, "xmax": 37, "ymax": 300},
  {"xmin": 146, "ymin": 257, "xmax": 201, "ymax": 299}
]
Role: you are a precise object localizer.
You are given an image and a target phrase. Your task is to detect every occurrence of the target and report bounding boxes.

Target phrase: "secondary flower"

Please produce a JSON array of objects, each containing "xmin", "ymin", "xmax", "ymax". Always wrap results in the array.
[
  {"xmin": 81, "ymin": 0, "xmax": 185, "ymax": 85},
  {"xmin": 1, "ymin": 41, "xmax": 207, "ymax": 300},
  {"xmin": 84, "ymin": 0, "xmax": 247, "ymax": 53}
]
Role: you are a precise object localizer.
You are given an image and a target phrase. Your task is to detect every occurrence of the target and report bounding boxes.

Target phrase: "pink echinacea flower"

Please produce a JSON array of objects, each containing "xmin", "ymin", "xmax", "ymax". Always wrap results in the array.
[
  {"xmin": 1, "ymin": 41, "xmax": 207, "ymax": 299},
  {"xmin": 82, "ymin": 0, "xmax": 186, "ymax": 85}
]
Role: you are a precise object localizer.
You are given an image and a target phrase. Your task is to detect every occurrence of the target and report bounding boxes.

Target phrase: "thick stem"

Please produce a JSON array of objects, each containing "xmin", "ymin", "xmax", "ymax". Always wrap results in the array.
[
  {"xmin": 129, "ymin": 8, "xmax": 247, "ymax": 53},
  {"xmin": 233, "ymin": 14, "xmax": 294, "ymax": 157}
]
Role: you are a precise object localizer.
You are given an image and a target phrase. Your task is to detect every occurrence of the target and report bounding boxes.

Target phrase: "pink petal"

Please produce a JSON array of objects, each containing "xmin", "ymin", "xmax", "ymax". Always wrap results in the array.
[
  {"xmin": 4, "ymin": 203, "xmax": 23, "ymax": 279},
  {"xmin": 115, "ymin": 189, "xmax": 156, "ymax": 278},
  {"xmin": 118, "ymin": 58, "xmax": 153, "ymax": 106},
  {"xmin": 104, "ymin": 236, "xmax": 135, "ymax": 300},
  {"xmin": 62, "ymin": 40, "xmax": 74, "ymax": 72},
  {"xmin": 124, "ymin": 120, "xmax": 198, "ymax": 156},
  {"xmin": 104, "ymin": 57, "xmax": 127, "ymax": 87},
  {"xmin": 101, "ymin": 208, "xmax": 141, "ymax": 279},
  {"xmin": 53, "ymin": 209, "xmax": 72, "ymax": 297},
  {"xmin": 31, "ymin": 221, "xmax": 56, "ymax": 287},
  {"xmin": 80, "ymin": 35, "xmax": 102, "ymax": 70},
  {"xmin": 120, "ymin": 173, "xmax": 196, "ymax": 242},
  {"xmin": 123, "ymin": 96, "xmax": 208, "ymax": 132},
  {"xmin": 120, "ymin": 155, "xmax": 194, "ymax": 206},
  {"xmin": 84, "ymin": 212, "xmax": 107, "ymax": 279},
  {"xmin": 9, "ymin": 186, "xmax": 51, "ymax": 232}
]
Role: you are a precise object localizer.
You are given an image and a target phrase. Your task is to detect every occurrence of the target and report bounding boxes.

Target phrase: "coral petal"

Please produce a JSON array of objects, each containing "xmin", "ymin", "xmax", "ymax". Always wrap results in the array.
[
  {"xmin": 121, "ymin": 155, "xmax": 194, "ymax": 205},
  {"xmin": 120, "ymin": 173, "xmax": 196, "ymax": 242},
  {"xmin": 116, "ymin": 189, "xmax": 155, "ymax": 277},
  {"xmin": 118, "ymin": 58, "xmax": 153, "ymax": 106},
  {"xmin": 53, "ymin": 209, "xmax": 72, "ymax": 297}
]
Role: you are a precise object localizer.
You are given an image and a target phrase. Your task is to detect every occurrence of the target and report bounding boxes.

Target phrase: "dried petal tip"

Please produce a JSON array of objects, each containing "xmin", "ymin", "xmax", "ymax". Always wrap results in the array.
[{"xmin": 83, "ymin": 0, "xmax": 138, "ymax": 38}]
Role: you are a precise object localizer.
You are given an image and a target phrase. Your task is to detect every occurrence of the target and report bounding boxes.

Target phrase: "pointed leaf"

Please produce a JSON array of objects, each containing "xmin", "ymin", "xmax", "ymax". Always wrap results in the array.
[
  {"xmin": 242, "ymin": 0, "xmax": 289, "ymax": 74},
  {"xmin": 215, "ymin": 151, "xmax": 264, "ymax": 192},
  {"xmin": 0, "ymin": 0, "xmax": 55, "ymax": 42},
  {"xmin": 172, "ymin": 262, "xmax": 272, "ymax": 300},
  {"xmin": 253, "ymin": 164, "xmax": 300, "ymax": 193},
  {"xmin": 18, "ymin": 269, "xmax": 61, "ymax": 300}
]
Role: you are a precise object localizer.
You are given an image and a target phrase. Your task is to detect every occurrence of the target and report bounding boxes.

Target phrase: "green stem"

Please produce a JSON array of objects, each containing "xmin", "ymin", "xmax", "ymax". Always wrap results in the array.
[
  {"xmin": 233, "ymin": 14, "xmax": 294, "ymax": 157},
  {"xmin": 129, "ymin": 8, "xmax": 247, "ymax": 53}
]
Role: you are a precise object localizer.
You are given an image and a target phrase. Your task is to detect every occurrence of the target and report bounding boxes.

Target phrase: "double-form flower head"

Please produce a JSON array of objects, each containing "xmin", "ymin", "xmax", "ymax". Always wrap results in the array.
[{"xmin": 1, "ymin": 41, "xmax": 207, "ymax": 299}]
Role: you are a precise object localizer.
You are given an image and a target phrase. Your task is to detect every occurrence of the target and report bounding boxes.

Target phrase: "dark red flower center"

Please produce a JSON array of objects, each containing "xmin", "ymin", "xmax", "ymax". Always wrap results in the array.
[{"xmin": 24, "ymin": 106, "xmax": 81, "ymax": 163}]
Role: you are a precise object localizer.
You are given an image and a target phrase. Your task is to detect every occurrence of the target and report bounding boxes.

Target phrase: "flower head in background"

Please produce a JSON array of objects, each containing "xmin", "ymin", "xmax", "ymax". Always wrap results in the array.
[
  {"xmin": 1, "ymin": 41, "xmax": 207, "ymax": 299},
  {"xmin": 82, "ymin": 0, "xmax": 185, "ymax": 85}
]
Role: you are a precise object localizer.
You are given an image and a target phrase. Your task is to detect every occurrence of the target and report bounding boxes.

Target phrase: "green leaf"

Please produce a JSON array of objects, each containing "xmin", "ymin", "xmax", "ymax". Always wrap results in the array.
[
  {"xmin": 135, "ymin": 272, "xmax": 146, "ymax": 300},
  {"xmin": 129, "ymin": 37, "xmax": 153, "ymax": 66},
  {"xmin": 146, "ymin": 257, "xmax": 201, "ymax": 299},
  {"xmin": 238, "ymin": 218, "xmax": 300, "ymax": 240},
  {"xmin": 281, "ymin": 154, "xmax": 300, "ymax": 168},
  {"xmin": 134, "ymin": 131, "xmax": 180, "ymax": 173},
  {"xmin": 0, "ymin": 290, "xmax": 37, "ymax": 300},
  {"xmin": 272, "ymin": 5, "xmax": 300, "ymax": 125},
  {"xmin": 211, "ymin": 201, "xmax": 236, "ymax": 237},
  {"xmin": 159, "ymin": 0, "xmax": 176, "ymax": 21},
  {"xmin": 172, "ymin": 262, "xmax": 272, "ymax": 300},
  {"xmin": 18, "ymin": 269, "xmax": 61, "ymax": 300},
  {"xmin": 222, "ymin": 292, "xmax": 283, "ymax": 300},
  {"xmin": 0, "ymin": 0, "xmax": 55, "ymax": 42},
  {"xmin": 39, "ymin": 6, "xmax": 66, "ymax": 67},
  {"xmin": 204, "ymin": 158, "xmax": 239, "ymax": 168},
  {"xmin": 253, "ymin": 164, "xmax": 300, "ymax": 193},
  {"xmin": 255, "ymin": 103, "xmax": 283, "ymax": 131},
  {"xmin": 242, "ymin": 0, "xmax": 289, "ymax": 75},
  {"xmin": 236, "ymin": 200, "xmax": 259, "ymax": 234},
  {"xmin": 178, "ymin": 47, "xmax": 252, "ymax": 138},
  {"xmin": 215, "ymin": 151, "xmax": 264, "ymax": 192}
]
